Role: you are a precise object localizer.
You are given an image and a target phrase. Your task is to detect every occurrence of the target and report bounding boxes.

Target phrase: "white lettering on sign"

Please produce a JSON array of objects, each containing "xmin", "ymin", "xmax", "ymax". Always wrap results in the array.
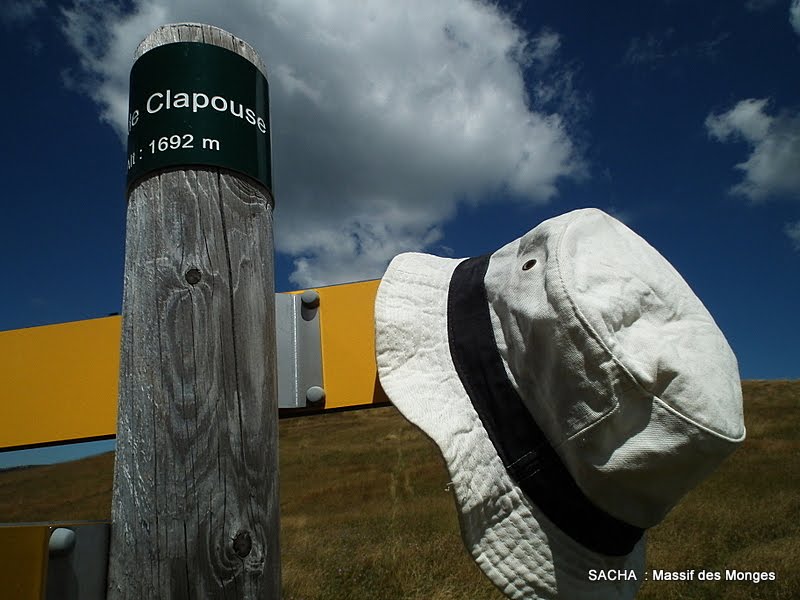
[
  {"xmin": 129, "ymin": 89, "xmax": 268, "ymax": 135},
  {"xmin": 127, "ymin": 110, "xmax": 140, "ymax": 133}
]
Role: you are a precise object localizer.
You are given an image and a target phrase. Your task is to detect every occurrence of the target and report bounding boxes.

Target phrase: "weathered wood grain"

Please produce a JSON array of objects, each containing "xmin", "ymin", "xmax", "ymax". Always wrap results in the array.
[{"xmin": 107, "ymin": 24, "xmax": 279, "ymax": 599}]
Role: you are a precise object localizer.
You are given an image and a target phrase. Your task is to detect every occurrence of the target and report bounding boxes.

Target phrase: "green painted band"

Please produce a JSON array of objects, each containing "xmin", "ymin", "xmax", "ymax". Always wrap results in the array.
[{"xmin": 126, "ymin": 42, "xmax": 272, "ymax": 196}]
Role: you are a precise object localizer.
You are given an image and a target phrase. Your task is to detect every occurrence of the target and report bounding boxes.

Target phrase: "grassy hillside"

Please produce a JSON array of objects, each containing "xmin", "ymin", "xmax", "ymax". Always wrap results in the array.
[
  {"xmin": 0, "ymin": 452, "xmax": 114, "ymax": 523},
  {"xmin": 1, "ymin": 380, "xmax": 797, "ymax": 598}
]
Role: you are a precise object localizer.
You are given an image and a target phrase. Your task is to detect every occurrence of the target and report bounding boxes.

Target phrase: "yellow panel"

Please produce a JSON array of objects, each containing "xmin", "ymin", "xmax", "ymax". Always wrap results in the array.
[
  {"xmin": 313, "ymin": 280, "xmax": 388, "ymax": 410},
  {"xmin": 0, "ymin": 525, "xmax": 49, "ymax": 600},
  {"xmin": 0, "ymin": 282, "xmax": 387, "ymax": 449},
  {"xmin": 0, "ymin": 317, "xmax": 121, "ymax": 449}
]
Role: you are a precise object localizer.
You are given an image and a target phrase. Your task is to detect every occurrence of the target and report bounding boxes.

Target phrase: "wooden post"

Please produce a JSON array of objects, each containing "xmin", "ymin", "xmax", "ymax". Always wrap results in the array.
[{"xmin": 107, "ymin": 24, "xmax": 279, "ymax": 598}]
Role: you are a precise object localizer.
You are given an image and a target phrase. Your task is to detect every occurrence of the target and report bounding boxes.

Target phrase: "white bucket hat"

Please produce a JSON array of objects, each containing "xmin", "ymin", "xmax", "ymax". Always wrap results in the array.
[{"xmin": 375, "ymin": 208, "xmax": 745, "ymax": 599}]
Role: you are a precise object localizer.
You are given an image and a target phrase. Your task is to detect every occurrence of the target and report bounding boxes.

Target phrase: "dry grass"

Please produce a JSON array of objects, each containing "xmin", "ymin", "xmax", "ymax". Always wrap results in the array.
[
  {"xmin": 0, "ymin": 452, "xmax": 114, "ymax": 523},
  {"xmin": 0, "ymin": 380, "xmax": 797, "ymax": 598},
  {"xmin": 277, "ymin": 407, "xmax": 503, "ymax": 599},
  {"xmin": 637, "ymin": 380, "xmax": 800, "ymax": 600}
]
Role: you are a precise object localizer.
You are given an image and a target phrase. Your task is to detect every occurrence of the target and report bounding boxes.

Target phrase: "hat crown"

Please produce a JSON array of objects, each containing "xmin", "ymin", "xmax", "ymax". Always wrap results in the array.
[{"xmin": 485, "ymin": 208, "xmax": 744, "ymax": 527}]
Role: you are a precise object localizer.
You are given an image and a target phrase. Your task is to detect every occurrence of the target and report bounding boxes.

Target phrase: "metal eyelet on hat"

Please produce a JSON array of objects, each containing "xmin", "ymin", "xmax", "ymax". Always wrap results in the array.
[{"xmin": 522, "ymin": 259, "xmax": 537, "ymax": 271}]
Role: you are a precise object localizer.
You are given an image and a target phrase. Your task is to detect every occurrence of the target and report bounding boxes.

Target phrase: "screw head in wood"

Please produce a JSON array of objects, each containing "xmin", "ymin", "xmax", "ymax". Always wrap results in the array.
[{"xmin": 185, "ymin": 268, "xmax": 202, "ymax": 285}]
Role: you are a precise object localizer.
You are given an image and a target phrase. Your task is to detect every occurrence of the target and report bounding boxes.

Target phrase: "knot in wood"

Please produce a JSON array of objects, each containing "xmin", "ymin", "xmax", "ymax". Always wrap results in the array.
[
  {"xmin": 233, "ymin": 530, "xmax": 252, "ymax": 558},
  {"xmin": 185, "ymin": 268, "xmax": 202, "ymax": 285}
]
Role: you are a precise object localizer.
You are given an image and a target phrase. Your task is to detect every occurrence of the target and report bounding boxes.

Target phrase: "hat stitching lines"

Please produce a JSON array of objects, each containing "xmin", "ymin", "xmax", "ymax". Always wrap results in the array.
[
  {"xmin": 554, "ymin": 214, "xmax": 744, "ymax": 444},
  {"xmin": 651, "ymin": 392, "xmax": 746, "ymax": 443},
  {"xmin": 547, "ymin": 216, "xmax": 623, "ymax": 443}
]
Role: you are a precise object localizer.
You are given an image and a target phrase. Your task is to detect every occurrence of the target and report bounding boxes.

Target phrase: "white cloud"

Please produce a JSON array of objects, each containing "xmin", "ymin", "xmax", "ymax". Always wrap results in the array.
[
  {"xmin": 623, "ymin": 28, "xmax": 730, "ymax": 66},
  {"xmin": 530, "ymin": 29, "xmax": 561, "ymax": 66},
  {"xmin": 705, "ymin": 98, "xmax": 800, "ymax": 202},
  {"xmin": 623, "ymin": 29, "xmax": 676, "ymax": 65},
  {"xmin": 61, "ymin": 1, "xmax": 169, "ymax": 135},
  {"xmin": 745, "ymin": 0, "xmax": 780, "ymax": 12},
  {"xmin": 705, "ymin": 98, "xmax": 773, "ymax": 144},
  {"xmin": 747, "ymin": 0, "xmax": 800, "ymax": 37},
  {"xmin": 785, "ymin": 220, "xmax": 800, "ymax": 251},
  {"xmin": 60, "ymin": 0, "xmax": 585, "ymax": 287},
  {"xmin": 0, "ymin": 0, "xmax": 45, "ymax": 26}
]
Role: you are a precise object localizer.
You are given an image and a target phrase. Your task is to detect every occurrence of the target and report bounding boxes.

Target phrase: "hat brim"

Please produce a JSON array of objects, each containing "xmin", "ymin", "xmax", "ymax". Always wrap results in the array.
[{"xmin": 375, "ymin": 252, "xmax": 646, "ymax": 600}]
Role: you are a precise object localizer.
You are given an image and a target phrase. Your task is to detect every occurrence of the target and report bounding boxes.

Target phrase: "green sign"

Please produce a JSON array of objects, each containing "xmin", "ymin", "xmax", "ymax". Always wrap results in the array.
[{"xmin": 126, "ymin": 42, "xmax": 272, "ymax": 195}]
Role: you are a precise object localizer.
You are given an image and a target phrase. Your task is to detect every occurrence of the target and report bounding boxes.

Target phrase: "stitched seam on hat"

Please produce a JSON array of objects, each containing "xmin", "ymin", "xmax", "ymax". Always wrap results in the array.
[
  {"xmin": 565, "ymin": 375, "xmax": 641, "ymax": 443},
  {"xmin": 506, "ymin": 450, "xmax": 545, "ymax": 480},
  {"xmin": 553, "ymin": 213, "xmax": 623, "ymax": 441},
  {"xmin": 555, "ymin": 268, "xmax": 659, "ymax": 443},
  {"xmin": 556, "ymin": 216, "xmax": 640, "ymax": 388},
  {"xmin": 555, "ymin": 217, "xmax": 743, "ymax": 444},
  {"xmin": 553, "ymin": 213, "xmax": 724, "ymax": 444},
  {"xmin": 652, "ymin": 394, "xmax": 746, "ymax": 443}
]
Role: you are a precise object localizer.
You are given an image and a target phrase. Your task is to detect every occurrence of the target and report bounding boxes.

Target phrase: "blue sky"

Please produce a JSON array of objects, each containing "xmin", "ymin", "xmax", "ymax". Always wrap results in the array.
[{"xmin": 1, "ymin": 0, "xmax": 798, "ymax": 434}]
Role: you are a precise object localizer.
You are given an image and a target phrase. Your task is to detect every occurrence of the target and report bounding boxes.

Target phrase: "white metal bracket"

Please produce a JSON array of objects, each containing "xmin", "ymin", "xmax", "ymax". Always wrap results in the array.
[{"xmin": 274, "ymin": 291, "xmax": 324, "ymax": 409}]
